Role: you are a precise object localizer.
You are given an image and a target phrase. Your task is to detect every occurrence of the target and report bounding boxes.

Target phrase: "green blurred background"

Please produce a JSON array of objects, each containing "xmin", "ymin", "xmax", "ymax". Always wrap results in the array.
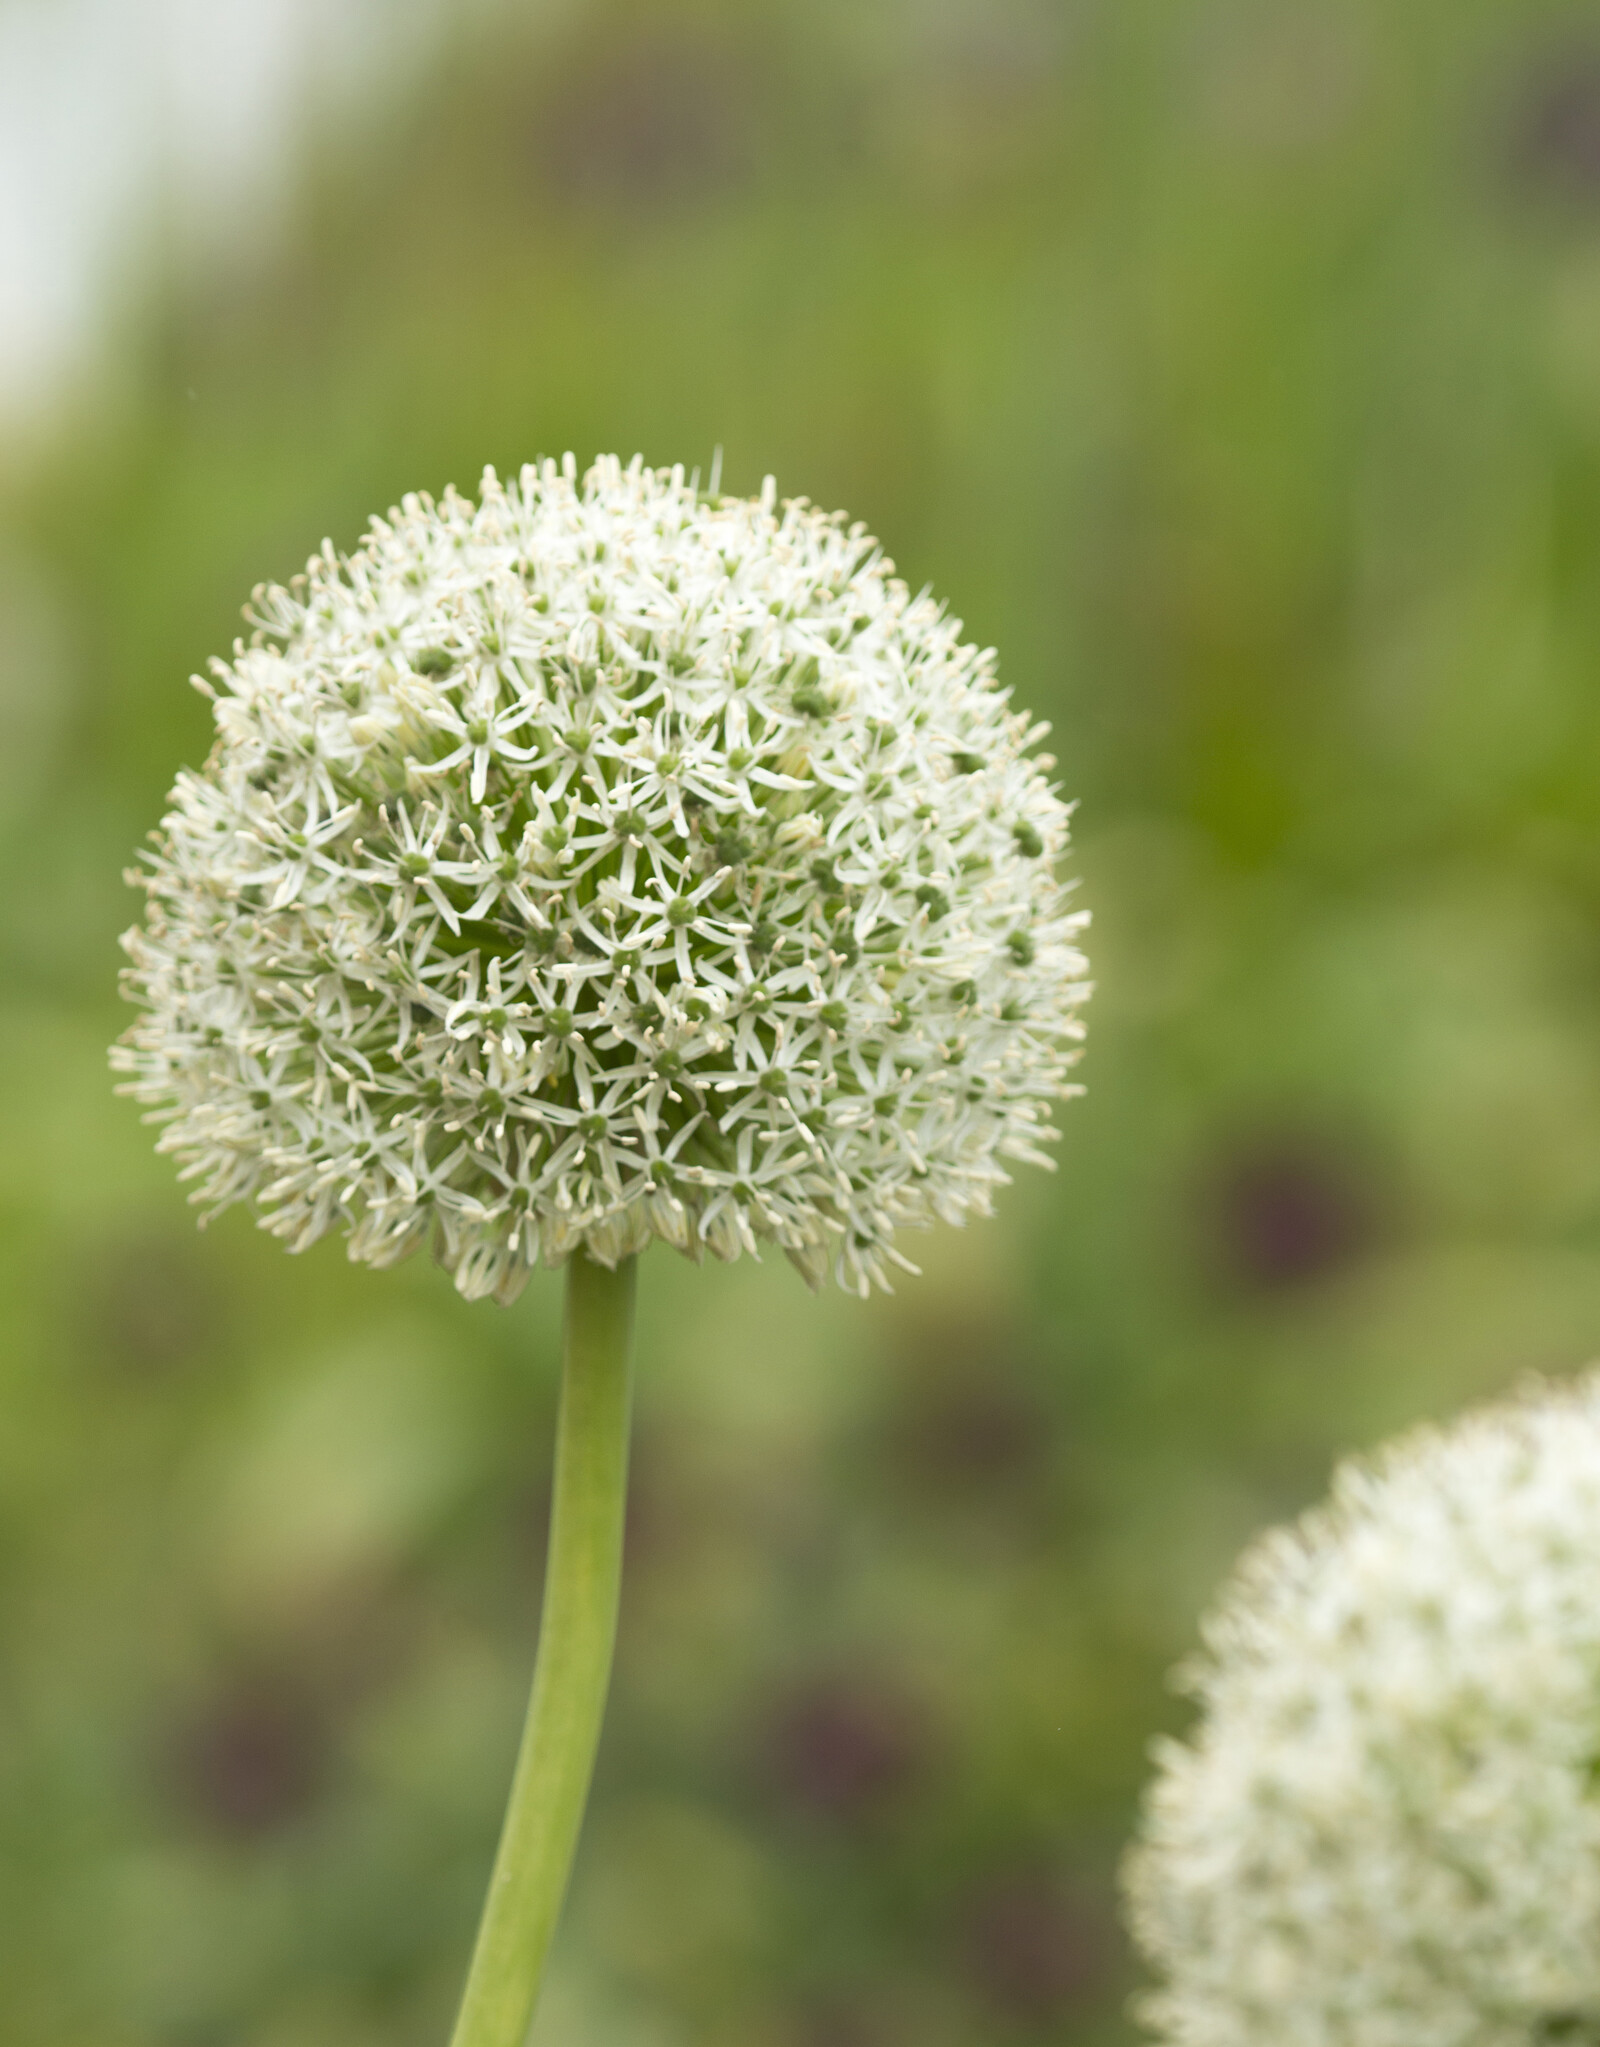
[{"xmin": 8, "ymin": 0, "xmax": 1600, "ymax": 2039}]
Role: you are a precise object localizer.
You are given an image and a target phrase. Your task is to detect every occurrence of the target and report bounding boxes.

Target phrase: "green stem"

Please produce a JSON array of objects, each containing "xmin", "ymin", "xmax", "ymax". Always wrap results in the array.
[{"xmin": 448, "ymin": 1251, "xmax": 638, "ymax": 2047}]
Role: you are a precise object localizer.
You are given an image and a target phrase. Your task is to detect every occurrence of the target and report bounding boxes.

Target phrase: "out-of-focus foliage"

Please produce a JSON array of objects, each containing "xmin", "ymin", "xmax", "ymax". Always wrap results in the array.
[{"xmin": 6, "ymin": 1, "xmax": 1600, "ymax": 2040}]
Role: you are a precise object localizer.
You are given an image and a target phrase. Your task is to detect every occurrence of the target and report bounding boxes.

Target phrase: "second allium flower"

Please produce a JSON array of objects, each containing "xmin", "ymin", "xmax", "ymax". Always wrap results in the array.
[
  {"xmin": 1125, "ymin": 1371, "xmax": 1600, "ymax": 2047},
  {"xmin": 115, "ymin": 455, "xmax": 1090, "ymax": 1302}
]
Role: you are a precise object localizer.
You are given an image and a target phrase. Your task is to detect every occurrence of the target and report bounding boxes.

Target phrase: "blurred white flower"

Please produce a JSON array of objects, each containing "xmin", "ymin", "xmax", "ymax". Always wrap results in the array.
[
  {"xmin": 1124, "ymin": 1369, "xmax": 1600, "ymax": 2047},
  {"xmin": 114, "ymin": 455, "xmax": 1089, "ymax": 1303}
]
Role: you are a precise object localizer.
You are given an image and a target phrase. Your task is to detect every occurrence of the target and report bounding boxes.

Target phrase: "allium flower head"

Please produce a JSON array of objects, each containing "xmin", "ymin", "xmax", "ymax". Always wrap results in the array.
[
  {"xmin": 1124, "ymin": 1371, "xmax": 1600, "ymax": 2047},
  {"xmin": 114, "ymin": 456, "xmax": 1089, "ymax": 1303}
]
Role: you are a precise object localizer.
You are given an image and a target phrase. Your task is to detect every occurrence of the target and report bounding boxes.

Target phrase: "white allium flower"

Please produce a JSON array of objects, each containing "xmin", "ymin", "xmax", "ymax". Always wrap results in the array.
[
  {"xmin": 113, "ymin": 456, "xmax": 1089, "ymax": 1303},
  {"xmin": 1124, "ymin": 1370, "xmax": 1600, "ymax": 2047}
]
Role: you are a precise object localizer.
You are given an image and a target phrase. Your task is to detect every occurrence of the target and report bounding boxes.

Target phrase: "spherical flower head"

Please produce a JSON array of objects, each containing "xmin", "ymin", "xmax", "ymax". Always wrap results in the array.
[
  {"xmin": 1123, "ymin": 1370, "xmax": 1600, "ymax": 2047},
  {"xmin": 113, "ymin": 455, "xmax": 1089, "ymax": 1304}
]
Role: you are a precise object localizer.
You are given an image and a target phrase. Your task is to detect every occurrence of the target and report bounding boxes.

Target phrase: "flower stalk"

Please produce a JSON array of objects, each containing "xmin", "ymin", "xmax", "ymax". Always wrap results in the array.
[{"xmin": 448, "ymin": 1250, "xmax": 638, "ymax": 2047}]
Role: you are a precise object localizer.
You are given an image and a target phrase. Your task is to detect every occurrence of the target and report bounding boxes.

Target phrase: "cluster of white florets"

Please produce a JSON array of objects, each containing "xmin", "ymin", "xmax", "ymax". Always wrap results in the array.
[
  {"xmin": 1124, "ymin": 1370, "xmax": 1600, "ymax": 2047},
  {"xmin": 114, "ymin": 455, "xmax": 1089, "ymax": 1302}
]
